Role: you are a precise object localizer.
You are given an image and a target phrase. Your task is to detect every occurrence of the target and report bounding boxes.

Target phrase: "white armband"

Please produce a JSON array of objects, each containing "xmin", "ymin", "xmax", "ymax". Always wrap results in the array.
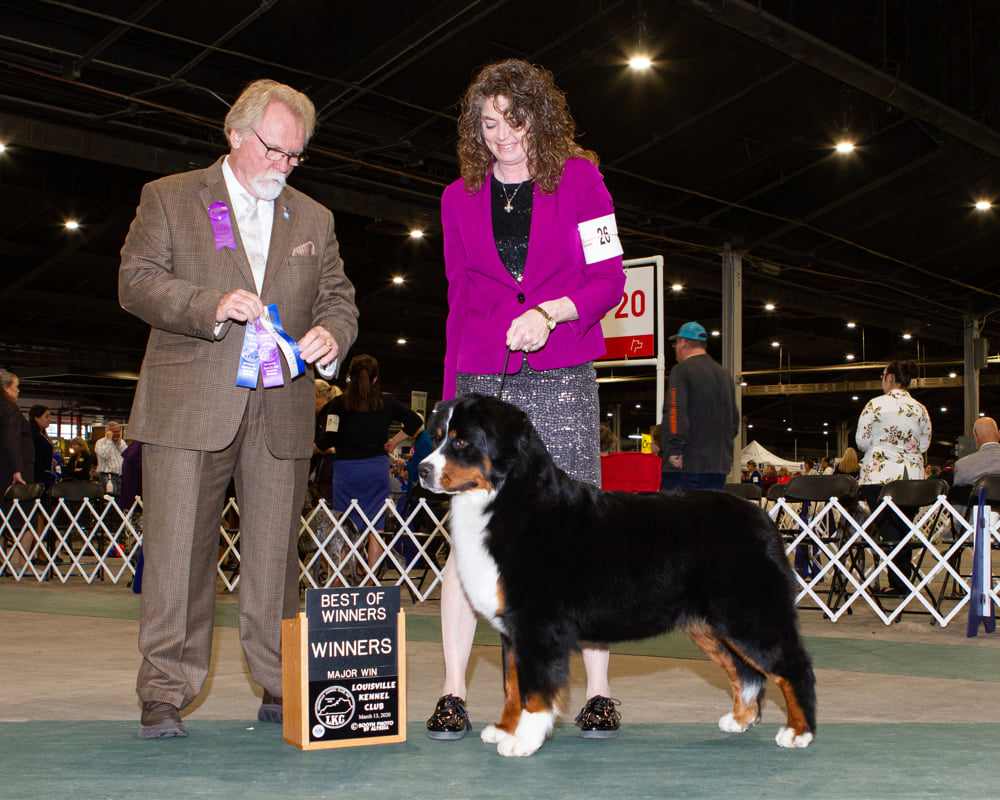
[{"xmin": 578, "ymin": 212, "xmax": 623, "ymax": 264}]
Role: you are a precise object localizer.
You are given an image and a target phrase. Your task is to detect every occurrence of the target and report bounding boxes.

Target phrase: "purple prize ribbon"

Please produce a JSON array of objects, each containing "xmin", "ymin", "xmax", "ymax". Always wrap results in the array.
[
  {"xmin": 208, "ymin": 202, "xmax": 237, "ymax": 250},
  {"xmin": 254, "ymin": 318, "xmax": 285, "ymax": 388},
  {"xmin": 236, "ymin": 324, "xmax": 260, "ymax": 388},
  {"xmin": 264, "ymin": 304, "xmax": 306, "ymax": 377}
]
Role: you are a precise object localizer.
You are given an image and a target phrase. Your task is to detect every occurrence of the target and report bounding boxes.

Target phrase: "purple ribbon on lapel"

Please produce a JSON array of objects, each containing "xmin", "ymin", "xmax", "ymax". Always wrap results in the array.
[{"xmin": 208, "ymin": 202, "xmax": 237, "ymax": 250}]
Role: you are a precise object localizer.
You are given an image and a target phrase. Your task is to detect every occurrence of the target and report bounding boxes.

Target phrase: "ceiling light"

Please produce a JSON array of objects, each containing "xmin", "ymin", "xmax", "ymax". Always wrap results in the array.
[
  {"xmin": 940, "ymin": 406, "xmax": 947, "ymax": 413},
  {"xmin": 764, "ymin": 303, "xmax": 775, "ymax": 311},
  {"xmin": 711, "ymin": 330, "xmax": 720, "ymax": 337},
  {"xmin": 823, "ymin": 422, "xmax": 829, "ymax": 427},
  {"xmin": 845, "ymin": 354, "xmax": 855, "ymax": 361},
  {"xmin": 771, "ymin": 341, "xmax": 780, "ymax": 348},
  {"xmin": 409, "ymin": 229, "xmax": 424, "ymax": 238},
  {"xmin": 851, "ymin": 395, "xmax": 859, "ymax": 401},
  {"xmin": 835, "ymin": 141, "xmax": 855, "ymax": 154},
  {"xmin": 949, "ymin": 372, "xmax": 957, "ymax": 379},
  {"xmin": 671, "ymin": 283, "xmax": 683, "ymax": 292},
  {"xmin": 747, "ymin": 423, "xmax": 753, "ymax": 429},
  {"xmin": 634, "ymin": 404, "xmax": 641, "ymax": 409},
  {"xmin": 392, "ymin": 276, "xmax": 404, "ymax": 285},
  {"xmin": 974, "ymin": 200, "xmax": 992, "ymax": 211},
  {"xmin": 629, "ymin": 56, "xmax": 652, "ymax": 70},
  {"xmin": 396, "ymin": 338, "xmax": 407, "ymax": 345},
  {"xmin": 846, "ymin": 321, "xmax": 856, "ymax": 329},
  {"xmin": 740, "ymin": 380, "xmax": 748, "ymax": 386},
  {"xmin": 0, "ymin": 143, "xmax": 6, "ymax": 153},
  {"xmin": 786, "ymin": 426, "xmax": 792, "ymax": 432},
  {"xmin": 902, "ymin": 333, "xmax": 912, "ymax": 340},
  {"xmin": 64, "ymin": 220, "xmax": 80, "ymax": 230}
]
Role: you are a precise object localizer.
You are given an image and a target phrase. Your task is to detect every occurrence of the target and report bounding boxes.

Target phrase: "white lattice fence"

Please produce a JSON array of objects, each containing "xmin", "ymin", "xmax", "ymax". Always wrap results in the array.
[
  {"xmin": 1, "ymin": 495, "xmax": 450, "ymax": 604},
  {"xmin": 767, "ymin": 493, "xmax": 1000, "ymax": 626},
  {"xmin": 3, "ymin": 492, "xmax": 997, "ymax": 621}
]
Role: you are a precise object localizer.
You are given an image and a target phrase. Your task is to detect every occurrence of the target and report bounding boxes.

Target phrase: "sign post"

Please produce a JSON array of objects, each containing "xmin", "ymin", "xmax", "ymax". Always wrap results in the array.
[
  {"xmin": 282, "ymin": 586, "xmax": 407, "ymax": 750},
  {"xmin": 597, "ymin": 255, "xmax": 666, "ymax": 424}
]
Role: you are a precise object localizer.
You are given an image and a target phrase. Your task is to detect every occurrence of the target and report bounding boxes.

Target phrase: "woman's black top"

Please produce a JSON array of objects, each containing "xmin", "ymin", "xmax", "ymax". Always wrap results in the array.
[
  {"xmin": 491, "ymin": 174, "xmax": 533, "ymax": 282},
  {"xmin": 317, "ymin": 394, "xmax": 423, "ymax": 461}
]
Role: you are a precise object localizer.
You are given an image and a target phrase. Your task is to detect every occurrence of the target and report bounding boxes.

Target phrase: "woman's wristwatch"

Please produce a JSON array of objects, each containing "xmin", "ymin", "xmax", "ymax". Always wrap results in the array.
[{"xmin": 532, "ymin": 305, "xmax": 556, "ymax": 331}]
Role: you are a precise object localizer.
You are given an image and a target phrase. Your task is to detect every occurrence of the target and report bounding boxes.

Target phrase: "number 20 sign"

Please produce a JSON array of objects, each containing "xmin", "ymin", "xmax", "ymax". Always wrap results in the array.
[{"xmin": 598, "ymin": 264, "xmax": 655, "ymax": 360}]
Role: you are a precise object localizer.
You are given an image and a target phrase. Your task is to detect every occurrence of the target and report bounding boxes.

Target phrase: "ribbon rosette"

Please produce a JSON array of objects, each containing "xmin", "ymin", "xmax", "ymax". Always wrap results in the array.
[{"xmin": 208, "ymin": 202, "xmax": 237, "ymax": 250}]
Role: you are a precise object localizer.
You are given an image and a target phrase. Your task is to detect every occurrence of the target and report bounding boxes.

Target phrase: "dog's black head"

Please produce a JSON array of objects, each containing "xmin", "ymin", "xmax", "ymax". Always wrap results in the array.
[{"xmin": 418, "ymin": 394, "xmax": 538, "ymax": 495}]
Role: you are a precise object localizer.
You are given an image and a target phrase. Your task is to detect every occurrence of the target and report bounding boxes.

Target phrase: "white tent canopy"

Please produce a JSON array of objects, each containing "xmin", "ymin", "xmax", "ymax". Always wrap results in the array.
[{"xmin": 740, "ymin": 441, "xmax": 803, "ymax": 473}]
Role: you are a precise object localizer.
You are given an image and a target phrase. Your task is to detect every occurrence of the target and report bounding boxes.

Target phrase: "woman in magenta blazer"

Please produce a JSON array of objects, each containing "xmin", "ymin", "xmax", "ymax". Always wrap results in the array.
[{"xmin": 428, "ymin": 59, "xmax": 626, "ymax": 742}]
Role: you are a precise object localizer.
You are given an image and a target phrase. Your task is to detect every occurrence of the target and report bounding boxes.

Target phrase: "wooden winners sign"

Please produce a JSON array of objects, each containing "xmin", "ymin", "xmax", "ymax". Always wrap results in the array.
[{"xmin": 282, "ymin": 586, "xmax": 406, "ymax": 750}]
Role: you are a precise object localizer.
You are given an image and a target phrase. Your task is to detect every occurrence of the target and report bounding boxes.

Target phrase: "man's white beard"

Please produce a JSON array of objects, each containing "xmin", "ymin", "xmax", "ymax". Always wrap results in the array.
[{"xmin": 252, "ymin": 172, "xmax": 287, "ymax": 201}]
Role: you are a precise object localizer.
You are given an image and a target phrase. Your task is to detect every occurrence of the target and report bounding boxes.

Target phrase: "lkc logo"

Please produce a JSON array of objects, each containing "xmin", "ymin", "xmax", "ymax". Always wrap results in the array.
[{"xmin": 313, "ymin": 685, "xmax": 356, "ymax": 731}]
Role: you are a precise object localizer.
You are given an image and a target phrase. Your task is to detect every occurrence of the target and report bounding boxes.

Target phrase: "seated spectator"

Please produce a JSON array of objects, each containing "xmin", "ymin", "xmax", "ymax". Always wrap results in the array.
[
  {"xmin": 760, "ymin": 463, "xmax": 778, "ymax": 492},
  {"xmin": 835, "ymin": 447, "xmax": 860, "ymax": 478},
  {"xmin": 953, "ymin": 416, "xmax": 1000, "ymax": 490},
  {"xmin": 745, "ymin": 459, "xmax": 762, "ymax": 487}
]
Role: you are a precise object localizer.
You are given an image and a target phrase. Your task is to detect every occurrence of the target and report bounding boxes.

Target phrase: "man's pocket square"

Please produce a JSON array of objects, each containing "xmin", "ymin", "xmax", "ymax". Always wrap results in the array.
[{"xmin": 291, "ymin": 241, "xmax": 315, "ymax": 256}]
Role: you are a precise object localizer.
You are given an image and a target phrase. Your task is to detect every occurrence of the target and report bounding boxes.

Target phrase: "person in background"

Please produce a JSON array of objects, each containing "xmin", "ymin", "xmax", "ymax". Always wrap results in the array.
[
  {"xmin": 432, "ymin": 58, "xmax": 626, "ymax": 741},
  {"xmin": 29, "ymin": 405, "xmax": 55, "ymax": 489},
  {"xmin": 835, "ymin": 447, "xmax": 860, "ymax": 478},
  {"xmin": 599, "ymin": 424, "xmax": 617, "ymax": 455},
  {"xmin": 661, "ymin": 321, "xmax": 739, "ymax": 492},
  {"xmin": 65, "ymin": 437, "xmax": 94, "ymax": 482},
  {"xmin": 761, "ymin": 463, "xmax": 778, "ymax": 493},
  {"xmin": 118, "ymin": 78, "xmax": 359, "ymax": 740},
  {"xmin": 95, "ymin": 422, "xmax": 128, "ymax": 495},
  {"xmin": 953, "ymin": 416, "xmax": 1000, "ymax": 489},
  {"xmin": 320, "ymin": 354, "xmax": 423, "ymax": 579},
  {"xmin": 745, "ymin": 459, "xmax": 762, "ymax": 487},
  {"xmin": 821, "ymin": 457, "xmax": 835, "ymax": 475},
  {"xmin": 313, "ymin": 379, "xmax": 342, "ymax": 505},
  {"xmin": 1, "ymin": 373, "xmax": 33, "ymax": 574},
  {"xmin": 856, "ymin": 359, "xmax": 932, "ymax": 594},
  {"xmin": 777, "ymin": 466, "xmax": 791, "ymax": 484}
]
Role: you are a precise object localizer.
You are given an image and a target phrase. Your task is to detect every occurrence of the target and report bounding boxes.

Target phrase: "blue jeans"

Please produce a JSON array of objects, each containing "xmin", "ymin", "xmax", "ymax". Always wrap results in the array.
[{"xmin": 661, "ymin": 472, "xmax": 727, "ymax": 492}]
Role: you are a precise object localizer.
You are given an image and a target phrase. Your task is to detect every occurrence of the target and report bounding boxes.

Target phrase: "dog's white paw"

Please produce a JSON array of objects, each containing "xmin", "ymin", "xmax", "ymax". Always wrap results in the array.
[
  {"xmin": 497, "ymin": 732, "xmax": 545, "ymax": 757},
  {"xmin": 775, "ymin": 726, "xmax": 814, "ymax": 749},
  {"xmin": 480, "ymin": 723, "xmax": 510, "ymax": 744},
  {"xmin": 718, "ymin": 712, "xmax": 754, "ymax": 733}
]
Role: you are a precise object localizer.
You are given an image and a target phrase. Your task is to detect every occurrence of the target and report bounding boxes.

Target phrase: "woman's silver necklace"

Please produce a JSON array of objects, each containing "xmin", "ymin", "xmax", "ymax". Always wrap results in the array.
[{"xmin": 499, "ymin": 178, "xmax": 528, "ymax": 213}]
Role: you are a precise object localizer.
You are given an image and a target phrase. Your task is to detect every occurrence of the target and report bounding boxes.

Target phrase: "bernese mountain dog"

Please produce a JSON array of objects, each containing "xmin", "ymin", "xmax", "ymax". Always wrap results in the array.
[{"xmin": 419, "ymin": 394, "xmax": 816, "ymax": 758}]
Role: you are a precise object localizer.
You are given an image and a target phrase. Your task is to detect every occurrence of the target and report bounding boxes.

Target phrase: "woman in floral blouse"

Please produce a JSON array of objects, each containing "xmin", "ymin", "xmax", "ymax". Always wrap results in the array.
[{"xmin": 855, "ymin": 359, "xmax": 932, "ymax": 592}]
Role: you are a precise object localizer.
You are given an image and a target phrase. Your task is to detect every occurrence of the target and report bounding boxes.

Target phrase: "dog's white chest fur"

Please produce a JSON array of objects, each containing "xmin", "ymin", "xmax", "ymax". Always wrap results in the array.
[{"xmin": 449, "ymin": 490, "xmax": 506, "ymax": 635}]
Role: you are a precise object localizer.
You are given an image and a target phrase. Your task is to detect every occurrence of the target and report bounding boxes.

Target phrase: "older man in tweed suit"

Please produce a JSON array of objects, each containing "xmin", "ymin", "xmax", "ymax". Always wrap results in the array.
[{"xmin": 119, "ymin": 79, "xmax": 358, "ymax": 739}]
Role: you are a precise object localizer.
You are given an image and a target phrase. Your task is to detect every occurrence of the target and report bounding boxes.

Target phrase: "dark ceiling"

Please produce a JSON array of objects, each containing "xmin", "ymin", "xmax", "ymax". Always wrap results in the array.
[{"xmin": 1, "ymin": 0, "xmax": 999, "ymax": 461}]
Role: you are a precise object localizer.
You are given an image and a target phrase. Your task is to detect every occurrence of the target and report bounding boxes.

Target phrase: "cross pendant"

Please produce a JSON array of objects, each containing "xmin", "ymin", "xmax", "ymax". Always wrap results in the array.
[{"xmin": 504, "ymin": 202, "xmax": 513, "ymax": 213}]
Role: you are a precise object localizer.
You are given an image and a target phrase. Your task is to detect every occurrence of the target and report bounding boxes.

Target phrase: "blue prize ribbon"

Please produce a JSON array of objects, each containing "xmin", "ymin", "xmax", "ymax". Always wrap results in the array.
[
  {"xmin": 265, "ymin": 303, "xmax": 306, "ymax": 377},
  {"xmin": 236, "ymin": 323, "xmax": 260, "ymax": 388}
]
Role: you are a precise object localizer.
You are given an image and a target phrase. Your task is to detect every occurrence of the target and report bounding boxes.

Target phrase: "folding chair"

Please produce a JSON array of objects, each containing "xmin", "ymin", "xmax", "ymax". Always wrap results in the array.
[
  {"xmin": 870, "ymin": 479, "xmax": 949, "ymax": 602},
  {"xmin": 780, "ymin": 475, "xmax": 858, "ymax": 609},
  {"xmin": 725, "ymin": 483, "xmax": 762, "ymax": 503},
  {"xmin": 2, "ymin": 482, "xmax": 44, "ymax": 577},
  {"xmin": 937, "ymin": 474, "xmax": 1000, "ymax": 608},
  {"xmin": 48, "ymin": 481, "xmax": 106, "ymax": 579}
]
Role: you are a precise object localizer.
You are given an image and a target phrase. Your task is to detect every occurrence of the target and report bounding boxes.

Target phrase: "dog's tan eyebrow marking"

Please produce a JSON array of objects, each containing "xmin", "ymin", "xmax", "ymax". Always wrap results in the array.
[{"xmin": 449, "ymin": 430, "xmax": 457, "ymax": 439}]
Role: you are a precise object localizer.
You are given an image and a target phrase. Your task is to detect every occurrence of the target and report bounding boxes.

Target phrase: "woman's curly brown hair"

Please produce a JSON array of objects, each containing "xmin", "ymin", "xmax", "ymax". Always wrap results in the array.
[{"xmin": 457, "ymin": 59, "xmax": 598, "ymax": 195}]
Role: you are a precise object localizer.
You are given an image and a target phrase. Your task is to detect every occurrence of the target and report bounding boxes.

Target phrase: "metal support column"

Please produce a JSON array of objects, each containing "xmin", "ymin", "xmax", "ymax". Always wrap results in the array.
[
  {"xmin": 722, "ymin": 245, "xmax": 743, "ymax": 482},
  {"xmin": 964, "ymin": 315, "xmax": 981, "ymax": 436}
]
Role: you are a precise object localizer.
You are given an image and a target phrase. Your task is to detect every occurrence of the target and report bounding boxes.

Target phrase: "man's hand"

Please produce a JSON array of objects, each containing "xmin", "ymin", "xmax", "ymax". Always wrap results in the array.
[
  {"xmin": 668, "ymin": 454, "xmax": 683, "ymax": 469},
  {"xmin": 299, "ymin": 326, "xmax": 338, "ymax": 366},
  {"xmin": 215, "ymin": 289, "xmax": 265, "ymax": 323}
]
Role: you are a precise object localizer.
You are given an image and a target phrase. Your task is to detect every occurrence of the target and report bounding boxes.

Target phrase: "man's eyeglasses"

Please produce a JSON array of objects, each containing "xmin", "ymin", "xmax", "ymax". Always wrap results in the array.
[{"xmin": 252, "ymin": 130, "xmax": 307, "ymax": 166}]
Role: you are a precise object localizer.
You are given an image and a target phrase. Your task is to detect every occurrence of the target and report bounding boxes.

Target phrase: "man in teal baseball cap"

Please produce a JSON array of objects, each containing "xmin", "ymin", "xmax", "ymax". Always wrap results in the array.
[{"xmin": 661, "ymin": 321, "xmax": 738, "ymax": 491}]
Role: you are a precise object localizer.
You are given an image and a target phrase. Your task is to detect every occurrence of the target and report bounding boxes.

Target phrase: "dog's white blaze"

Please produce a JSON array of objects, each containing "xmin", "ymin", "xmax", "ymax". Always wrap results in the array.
[
  {"xmin": 450, "ymin": 490, "xmax": 505, "ymax": 634},
  {"xmin": 497, "ymin": 709, "xmax": 554, "ymax": 757}
]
